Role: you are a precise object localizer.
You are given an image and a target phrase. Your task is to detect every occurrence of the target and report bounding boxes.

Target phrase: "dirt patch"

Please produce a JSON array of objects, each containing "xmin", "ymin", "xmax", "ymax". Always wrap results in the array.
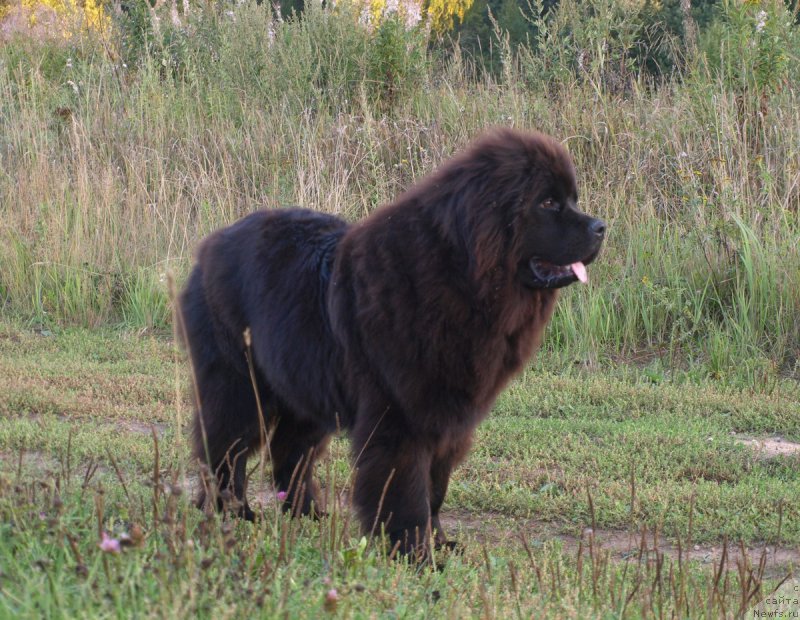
[
  {"xmin": 440, "ymin": 510, "xmax": 799, "ymax": 578},
  {"xmin": 736, "ymin": 436, "xmax": 800, "ymax": 459},
  {"xmin": 11, "ymin": 412, "xmax": 169, "ymax": 438},
  {"xmin": 177, "ymin": 477, "xmax": 800, "ymax": 578},
  {"xmin": 114, "ymin": 419, "xmax": 168, "ymax": 436},
  {"xmin": 0, "ymin": 449, "xmax": 60, "ymax": 473}
]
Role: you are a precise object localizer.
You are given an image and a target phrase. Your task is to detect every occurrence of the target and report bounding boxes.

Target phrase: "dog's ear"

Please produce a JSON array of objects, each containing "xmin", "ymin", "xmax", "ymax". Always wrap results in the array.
[{"xmin": 434, "ymin": 162, "xmax": 522, "ymax": 291}]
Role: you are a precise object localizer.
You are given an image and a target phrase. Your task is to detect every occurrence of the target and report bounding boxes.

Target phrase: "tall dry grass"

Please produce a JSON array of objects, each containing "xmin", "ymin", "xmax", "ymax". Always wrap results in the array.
[{"xmin": 0, "ymin": 0, "xmax": 798, "ymax": 385}]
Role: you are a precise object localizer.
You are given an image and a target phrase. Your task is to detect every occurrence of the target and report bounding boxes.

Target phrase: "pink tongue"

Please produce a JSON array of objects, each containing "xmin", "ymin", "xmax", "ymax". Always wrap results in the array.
[{"xmin": 571, "ymin": 262, "xmax": 588, "ymax": 284}]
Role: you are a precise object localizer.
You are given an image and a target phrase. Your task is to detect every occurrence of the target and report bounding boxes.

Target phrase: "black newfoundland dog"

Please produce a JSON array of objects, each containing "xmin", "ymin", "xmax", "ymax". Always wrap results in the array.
[{"xmin": 180, "ymin": 128, "xmax": 604, "ymax": 558}]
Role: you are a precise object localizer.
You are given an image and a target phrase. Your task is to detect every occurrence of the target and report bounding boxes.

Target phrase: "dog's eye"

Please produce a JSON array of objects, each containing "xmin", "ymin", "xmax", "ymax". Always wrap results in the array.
[{"xmin": 539, "ymin": 198, "xmax": 560, "ymax": 211}]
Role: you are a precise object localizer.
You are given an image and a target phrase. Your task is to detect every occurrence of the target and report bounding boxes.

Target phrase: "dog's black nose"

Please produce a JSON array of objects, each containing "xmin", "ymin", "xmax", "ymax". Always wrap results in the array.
[{"xmin": 590, "ymin": 218, "xmax": 606, "ymax": 237}]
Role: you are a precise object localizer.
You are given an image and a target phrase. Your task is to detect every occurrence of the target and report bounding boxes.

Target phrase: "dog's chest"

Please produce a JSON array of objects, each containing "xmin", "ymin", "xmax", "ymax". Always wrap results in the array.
[{"xmin": 476, "ymin": 290, "xmax": 558, "ymax": 402}]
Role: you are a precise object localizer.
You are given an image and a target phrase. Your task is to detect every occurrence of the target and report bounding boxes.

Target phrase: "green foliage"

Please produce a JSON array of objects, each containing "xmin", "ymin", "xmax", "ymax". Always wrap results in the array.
[
  {"xmin": 698, "ymin": 0, "xmax": 799, "ymax": 94},
  {"xmin": 513, "ymin": 0, "xmax": 645, "ymax": 90},
  {"xmin": 0, "ymin": 1, "xmax": 798, "ymax": 384},
  {"xmin": 115, "ymin": 0, "xmax": 155, "ymax": 68},
  {"xmin": 119, "ymin": 268, "xmax": 170, "ymax": 330},
  {"xmin": 114, "ymin": 0, "xmax": 226, "ymax": 80},
  {"xmin": 276, "ymin": 0, "xmax": 307, "ymax": 19},
  {"xmin": 635, "ymin": 0, "xmax": 720, "ymax": 75},
  {"xmin": 366, "ymin": 13, "xmax": 428, "ymax": 111},
  {"xmin": 454, "ymin": 0, "xmax": 554, "ymax": 73}
]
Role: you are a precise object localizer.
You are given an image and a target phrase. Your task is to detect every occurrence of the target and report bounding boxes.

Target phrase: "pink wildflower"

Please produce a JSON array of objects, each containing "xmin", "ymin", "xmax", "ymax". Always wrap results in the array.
[
  {"xmin": 276, "ymin": 491, "xmax": 288, "ymax": 502},
  {"xmin": 99, "ymin": 532, "xmax": 121, "ymax": 554},
  {"xmin": 324, "ymin": 588, "xmax": 339, "ymax": 612}
]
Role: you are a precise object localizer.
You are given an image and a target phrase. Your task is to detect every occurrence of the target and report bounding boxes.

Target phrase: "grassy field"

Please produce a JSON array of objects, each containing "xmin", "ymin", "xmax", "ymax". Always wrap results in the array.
[
  {"xmin": 0, "ymin": 321, "xmax": 798, "ymax": 618},
  {"xmin": 1, "ymin": 1, "xmax": 799, "ymax": 386},
  {"xmin": 1, "ymin": 0, "xmax": 799, "ymax": 616}
]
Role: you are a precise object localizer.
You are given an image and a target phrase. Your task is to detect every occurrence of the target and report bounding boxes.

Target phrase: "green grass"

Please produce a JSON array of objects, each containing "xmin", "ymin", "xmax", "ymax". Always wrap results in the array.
[{"xmin": 0, "ymin": 321, "xmax": 797, "ymax": 618}]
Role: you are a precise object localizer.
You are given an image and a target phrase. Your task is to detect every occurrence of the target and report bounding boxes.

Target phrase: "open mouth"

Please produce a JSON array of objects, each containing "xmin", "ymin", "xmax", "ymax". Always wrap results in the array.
[{"xmin": 526, "ymin": 250, "xmax": 599, "ymax": 290}]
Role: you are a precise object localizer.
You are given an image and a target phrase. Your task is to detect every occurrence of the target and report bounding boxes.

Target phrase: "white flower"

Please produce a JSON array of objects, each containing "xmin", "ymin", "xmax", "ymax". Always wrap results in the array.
[
  {"xmin": 755, "ymin": 10, "xmax": 767, "ymax": 33},
  {"xmin": 403, "ymin": 0, "xmax": 422, "ymax": 28},
  {"xmin": 358, "ymin": 4, "xmax": 371, "ymax": 26}
]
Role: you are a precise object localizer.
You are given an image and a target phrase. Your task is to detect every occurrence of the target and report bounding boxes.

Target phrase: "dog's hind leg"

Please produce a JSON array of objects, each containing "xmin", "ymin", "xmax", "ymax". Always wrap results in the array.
[
  {"xmin": 191, "ymin": 358, "xmax": 262, "ymax": 521},
  {"xmin": 268, "ymin": 413, "xmax": 331, "ymax": 518}
]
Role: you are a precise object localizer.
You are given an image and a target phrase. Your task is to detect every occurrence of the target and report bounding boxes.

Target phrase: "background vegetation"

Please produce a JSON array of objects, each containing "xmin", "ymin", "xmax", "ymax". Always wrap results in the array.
[{"xmin": 1, "ymin": 0, "xmax": 798, "ymax": 387}]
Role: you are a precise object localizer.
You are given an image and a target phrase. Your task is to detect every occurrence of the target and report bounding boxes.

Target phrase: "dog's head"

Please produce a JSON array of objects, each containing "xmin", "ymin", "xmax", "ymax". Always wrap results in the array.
[
  {"xmin": 506, "ymin": 131, "xmax": 604, "ymax": 289},
  {"xmin": 432, "ymin": 128, "xmax": 605, "ymax": 290}
]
